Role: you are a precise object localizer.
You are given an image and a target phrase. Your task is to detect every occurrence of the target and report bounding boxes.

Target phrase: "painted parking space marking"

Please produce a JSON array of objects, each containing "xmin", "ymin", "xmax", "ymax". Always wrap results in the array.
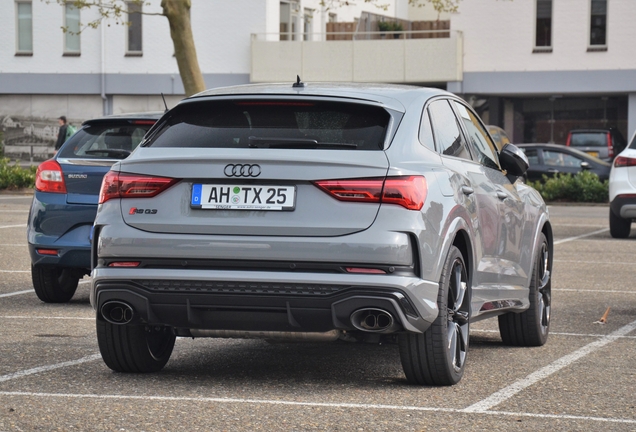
[
  {"xmin": 555, "ymin": 287, "xmax": 636, "ymax": 294},
  {"xmin": 0, "ymin": 244, "xmax": 28, "ymax": 247},
  {"xmin": 0, "ymin": 290, "xmax": 32, "ymax": 298},
  {"xmin": 554, "ymin": 259, "xmax": 633, "ymax": 265},
  {"xmin": 0, "ymin": 224, "xmax": 26, "ymax": 229},
  {"xmin": 0, "ymin": 270, "xmax": 29, "ymax": 273},
  {"xmin": 553, "ymin": 228, "xmax": 609, "ymax": 245},
  {"xmin": 463, "ymin": 319, "xmax": 636, "ymax": 413},
  {"xmin": 471, "ymin": 329, "xmax": 636, "ymax": 339},
  {"xmin": 0, "ymin": 354, "xmax": 101, "ymax": 383},
  {"xmin": 550, "ymin": 223, "xmax": 607, "ymax": 227},
  {"xmin": 0, "ymin": 196, "xmax": 32, "ymax": 200},
  {"xmin": 0, "ymin": 391, "xmax": 633, "ymax": 425}
]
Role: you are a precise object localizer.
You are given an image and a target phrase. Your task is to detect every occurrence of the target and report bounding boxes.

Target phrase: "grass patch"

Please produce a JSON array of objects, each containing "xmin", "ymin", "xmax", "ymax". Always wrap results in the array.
[{"xmin": 0, "ymin": 158, "xmax": 37, "ymax": 190}]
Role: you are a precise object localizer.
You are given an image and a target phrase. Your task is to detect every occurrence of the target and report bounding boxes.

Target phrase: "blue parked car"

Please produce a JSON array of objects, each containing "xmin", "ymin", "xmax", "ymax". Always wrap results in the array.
[{"xmin": 27, "ymin": 112, "xmax": 161, "ymax": 303}]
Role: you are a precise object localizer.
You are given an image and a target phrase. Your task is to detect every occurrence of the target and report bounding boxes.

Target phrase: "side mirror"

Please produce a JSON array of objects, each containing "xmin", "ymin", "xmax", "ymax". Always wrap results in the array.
[
  {"xmin": 499, "ymin": 143, "xmax": 529, "ymax": 177},
  {"xmin": 580, "ymin": 161, "xmax": 591, "ymax": 170}
]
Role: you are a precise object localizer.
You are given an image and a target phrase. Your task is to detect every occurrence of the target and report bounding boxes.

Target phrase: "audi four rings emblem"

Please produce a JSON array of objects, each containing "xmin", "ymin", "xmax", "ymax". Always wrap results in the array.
[{"xmin": 224, "ymin": 164, "xmax": 261, "ymax": 177}]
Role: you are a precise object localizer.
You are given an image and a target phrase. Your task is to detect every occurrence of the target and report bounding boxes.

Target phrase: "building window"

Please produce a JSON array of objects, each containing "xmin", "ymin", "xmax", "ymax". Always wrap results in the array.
[
  {"xmin": 280, "ymin": 1, "xmax": 299, "ymax": 41},
  {"xmin": 303, "ymin": 8, "xmax": 313, "ymax": 41},
  {"xmin": 589, "ymin": 0, "xmax": 607, "ymax": 50},
  {"xmin": 64, "ymin": 3, "xmax": 80, "ymax": 55},
  {"xmin": 16, "ymin": 1, "xmax": 33, "ymax": 55},
  {"xmin": 126, "ymin": 1, "xmax": 142, "ymax": 55},
  {"xmin": 534, "ymin": 0, "xmax": 552, "ymax": 52}
]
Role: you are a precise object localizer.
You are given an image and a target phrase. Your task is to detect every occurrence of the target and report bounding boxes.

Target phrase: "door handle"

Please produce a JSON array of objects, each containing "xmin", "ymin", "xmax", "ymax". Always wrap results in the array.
[
  {"xmin": 461, "ymin": 186, "xmax": 474, "ymax": 196},
  {"xmin": 496, "ymin": 191, "xmax": 508, "ymax": 201}
]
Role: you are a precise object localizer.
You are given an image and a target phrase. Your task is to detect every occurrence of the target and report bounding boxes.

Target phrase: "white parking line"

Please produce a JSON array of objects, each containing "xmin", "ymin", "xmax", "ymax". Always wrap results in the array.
[
  {"xmin": 0, "ymin": 290, "xmax": 32, "ymax": 298},
  {"xmin": 555, "ymin": 288, "xmax": 636, "ymax": 294},
  {"xmin": 553, "ymin": 228, "xmax": 609, "ymax": 245},
  {"xmin": 0, "ymin": 354, "xmax": 101, "ymax": 383},
  {"xmin": 551, "ymin": 224, "xmax": 607, "ymax": 228},
  {"xmin": 554, "ymin": 260, "xmax": 633, "ymax": 265},
  {"xmin": 0, "ymin": 210, "xmax": 29, "ymax": 212},
  {"xmin": 0, "ymin": 196, "xmax": 32, "ymax": 200},
  {"xmin": 463, "ymin": 318, "xmax": 636, "ymax": 413},
  {"xmin": 0, "ymin": 244, "xmax": 28, "ymax": 247},
  {"xmin": 0, "ymin": 224, "xmax": 26, "ymax": 229},
  {"xmin": 0, "ymin": 270, "xmax": 29, "ymax": 273},
  {"xmin": 0, "ymin": 391, "xmax": 633, "ymax": 425},
  {"xmin": 471, "ymin": 329, "xmax": 636, "ymax": 339}
]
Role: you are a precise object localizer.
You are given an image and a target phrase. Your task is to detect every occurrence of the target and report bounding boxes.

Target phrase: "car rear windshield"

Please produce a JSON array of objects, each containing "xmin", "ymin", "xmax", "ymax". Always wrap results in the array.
[
  {"xmin": 145, "ymin": 100, "xmax": 391, "ymax": 150},
  {"xmin": 58, "ymin": 122, "xmax": 155, "ymax": 160},
  {"xmin": 569, "ymin": 132, "xmax": 607, "ymax": 147}
]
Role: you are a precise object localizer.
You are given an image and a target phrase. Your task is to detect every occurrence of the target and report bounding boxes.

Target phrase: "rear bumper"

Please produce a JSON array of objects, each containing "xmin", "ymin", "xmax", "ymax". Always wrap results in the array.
[
  {"xmin": 27, "ymin": 191, "xmax": 95, "ymax": 269},
  {"xmin": 610, "ymin": 195, "xmax": 636, "ymax": 220},
  {"xmin": 28, "ymin": 244, "xmax": 91, "ymax": 268},
  {"xmin": 91, "ymin": 268, "xmax": 440, "ymax": 334}
]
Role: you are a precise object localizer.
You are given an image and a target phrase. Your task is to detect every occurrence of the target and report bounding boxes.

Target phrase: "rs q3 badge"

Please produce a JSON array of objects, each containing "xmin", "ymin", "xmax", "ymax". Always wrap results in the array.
[{"xmin": 129, "ymin": 208, "xmax": 158, "ymax": 215}]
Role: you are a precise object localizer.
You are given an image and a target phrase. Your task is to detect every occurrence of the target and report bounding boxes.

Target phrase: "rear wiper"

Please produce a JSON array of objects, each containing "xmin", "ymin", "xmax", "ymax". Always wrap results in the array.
[
  {"xmin": 248, "ymin": 136, "xmax": 357, "ymax": 149},
  {"xmin": 84, "ymin": 149, "xmax": 131, "ymax": 159}
]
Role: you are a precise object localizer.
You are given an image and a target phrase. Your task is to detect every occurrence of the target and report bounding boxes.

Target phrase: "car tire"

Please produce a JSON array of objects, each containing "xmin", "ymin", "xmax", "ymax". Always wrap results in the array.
[
  {"xmin": 398, "ymin": 246, "xmax": 470, "ymax": 386},
  {"xmin": 31, "ymin": 264, "xmax": 79, "ymax": 303},
  {"xmin": 96, "ymin": 317, "xmax": 176, "ymax": 373},
  {"xmin": 498, "ymin": 232, "xmax": 551, "ymax": 346},
  {"xmin": 609, "ymin": 209, "xmax": 631, "ymax": 239}
]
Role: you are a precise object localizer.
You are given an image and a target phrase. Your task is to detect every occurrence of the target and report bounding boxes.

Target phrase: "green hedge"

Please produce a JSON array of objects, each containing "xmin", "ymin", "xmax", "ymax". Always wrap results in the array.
[
  {"xmin": 527, "ymin": 171, "xmax": 608, "ymax": 203},
  {"xmin": 0, "ymin": 158, "xmax": 37, "ymax": 190}
]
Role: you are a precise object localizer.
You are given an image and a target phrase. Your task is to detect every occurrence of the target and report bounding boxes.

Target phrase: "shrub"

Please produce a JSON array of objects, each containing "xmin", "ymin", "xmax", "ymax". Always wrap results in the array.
[
  {"xmin": 0, "ymin": 158, "xmax": 37, "ymax": 190},
  {"xmin": 527, "ymin": 171, "xmax": 608, "ymax": 203}
]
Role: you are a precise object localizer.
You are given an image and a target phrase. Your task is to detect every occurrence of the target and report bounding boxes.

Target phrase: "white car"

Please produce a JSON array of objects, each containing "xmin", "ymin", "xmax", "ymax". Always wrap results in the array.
[{"xmin": 609, "ymin": 132, "xmax": 636, "ymax": 238}]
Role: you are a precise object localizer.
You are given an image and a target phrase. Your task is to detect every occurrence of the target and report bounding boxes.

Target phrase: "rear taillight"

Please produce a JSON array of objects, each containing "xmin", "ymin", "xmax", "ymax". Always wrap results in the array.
[
  {"xmin": 566, "ymin": 134, "xmax": 571, "ymax": 147},
  {"xmin": 614, "ymin": 156, "xmax": 636, "ymax": 167},
  {"xmin": 314, "ymin": 176, "xmax": 427, "ymax": 211},
  {"xmin": 608, "ymin": 132, "xmax": 614, "ymax": 159},
  {"xmin": 98, "ymin": 171, "xmax": 178, "ymax": 204},
  {"xmin": 35, "ymin": 160, "xmax": 66, "ymax": 193}
]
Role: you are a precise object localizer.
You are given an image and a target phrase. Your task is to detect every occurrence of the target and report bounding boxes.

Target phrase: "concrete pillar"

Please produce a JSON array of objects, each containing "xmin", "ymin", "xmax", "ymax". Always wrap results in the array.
[{"xmin": 628, "ymin": 93, "xmax": 636, "ymax": 143}]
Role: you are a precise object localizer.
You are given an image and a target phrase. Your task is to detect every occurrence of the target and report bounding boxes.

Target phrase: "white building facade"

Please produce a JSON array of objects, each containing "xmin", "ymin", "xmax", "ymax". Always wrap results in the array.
[{"xmin": 1, "ymin": 0, "xmax": 635, "ymax": 147}]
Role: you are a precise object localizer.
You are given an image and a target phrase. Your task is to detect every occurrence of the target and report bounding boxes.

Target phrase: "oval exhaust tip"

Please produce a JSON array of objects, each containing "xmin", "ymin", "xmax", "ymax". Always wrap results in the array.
[
  {"xmin": 101, "ymin": 301, "xmax": 134, "ymax": 325},
  {"xmin": 351, "ymin": 308, "xmax": 399, "ymax": 333}
]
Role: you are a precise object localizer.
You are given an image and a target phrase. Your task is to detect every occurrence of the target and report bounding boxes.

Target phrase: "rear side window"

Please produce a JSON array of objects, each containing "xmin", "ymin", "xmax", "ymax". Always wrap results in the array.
[
  {"xmin": 58, "ymin": 123, "xmax": 154, "ymax": 159},
  {"xmin": 569, "ymin": 132, "xmax": 606, "ymax": 147},
  {"xmin": 428, "ymin": 100, "xmax": 472, "ymax": 161},
  {"xmin": 453, "ymin": 101, "xmax": 500, "ymax": 170},
  {"xmin": 146, "ymin": 100, "xmax": 391, "ymax": 150}
]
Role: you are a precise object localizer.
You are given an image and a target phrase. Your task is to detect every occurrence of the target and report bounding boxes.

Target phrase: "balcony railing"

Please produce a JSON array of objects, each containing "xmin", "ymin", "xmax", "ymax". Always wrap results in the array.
[{"xmin": 251, "ymin": 30, "xmax": 463, "ymax": 84}]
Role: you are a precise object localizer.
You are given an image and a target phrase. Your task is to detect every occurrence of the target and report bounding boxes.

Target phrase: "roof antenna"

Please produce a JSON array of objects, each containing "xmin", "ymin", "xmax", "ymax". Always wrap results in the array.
[
  {"xmin": 292, "ymin": 75, "xmax": 305, "ymax": 88},
  {"xmin": 161, "ymin": 93, "xmax": 169, "ymax": 112}
]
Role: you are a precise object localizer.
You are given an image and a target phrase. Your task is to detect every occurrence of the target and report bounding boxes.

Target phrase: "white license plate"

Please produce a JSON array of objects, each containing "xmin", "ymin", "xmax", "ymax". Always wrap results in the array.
[{"xmin": 191, "ymin": 184, "xmax": 296, "ymax": 211}]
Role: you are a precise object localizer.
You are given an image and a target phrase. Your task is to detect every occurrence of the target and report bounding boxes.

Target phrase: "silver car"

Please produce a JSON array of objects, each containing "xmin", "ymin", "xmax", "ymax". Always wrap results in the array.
[{"xmin": 91, "ymin": 83, "xmax": 553, "ymax": 386}]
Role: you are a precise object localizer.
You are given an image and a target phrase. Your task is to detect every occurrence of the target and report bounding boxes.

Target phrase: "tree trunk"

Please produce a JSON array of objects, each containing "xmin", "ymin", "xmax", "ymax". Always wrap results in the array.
[{"xmin": 161, "ymin": 0, "xmax": 206, "ymax": 96}]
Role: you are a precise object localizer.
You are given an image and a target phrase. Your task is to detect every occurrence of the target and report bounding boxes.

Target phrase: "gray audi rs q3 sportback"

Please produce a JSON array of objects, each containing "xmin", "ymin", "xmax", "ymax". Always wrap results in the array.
[{"xmin": 91, "ymin": 83, "xmax": 553, "ymax": 386}]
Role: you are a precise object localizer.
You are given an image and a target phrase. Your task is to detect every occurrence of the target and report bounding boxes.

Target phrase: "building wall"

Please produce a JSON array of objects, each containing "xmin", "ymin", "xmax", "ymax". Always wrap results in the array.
[{"xmin": 452, "ymin": 0, "xmax": 636, "ymax": 73}]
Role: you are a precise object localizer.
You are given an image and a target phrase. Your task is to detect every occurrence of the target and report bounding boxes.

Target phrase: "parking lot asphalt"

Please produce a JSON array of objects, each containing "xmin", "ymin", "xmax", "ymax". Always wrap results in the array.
[{"xmin": 0, "ymin": 195, "xmax": 635, "ymax": 431}]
